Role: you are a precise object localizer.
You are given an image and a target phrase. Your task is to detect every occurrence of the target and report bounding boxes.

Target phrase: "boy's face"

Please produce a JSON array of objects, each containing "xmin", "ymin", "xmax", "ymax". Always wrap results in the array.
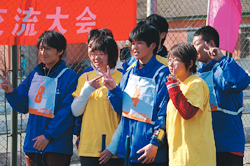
[
  {"xmin": 38, "ymin": 43, "xmax": 62, "ymax": 69},
  {"xmin": 192, "ymin": 35, "xmax": 211, "ymax": 64},
  {"xmin": 131, "ymin": 40, "xmax": 155, "ymax": 64}
]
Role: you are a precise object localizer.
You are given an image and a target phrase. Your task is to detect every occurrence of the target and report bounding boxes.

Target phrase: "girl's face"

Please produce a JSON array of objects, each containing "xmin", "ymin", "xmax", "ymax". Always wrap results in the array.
[
  {"xmin": 90, "ymin": 50, "xmax": 108, "ymax": 72},
  {"xmin": 168, "ymin": 55, "xmax": 191, "ymax": 81}
]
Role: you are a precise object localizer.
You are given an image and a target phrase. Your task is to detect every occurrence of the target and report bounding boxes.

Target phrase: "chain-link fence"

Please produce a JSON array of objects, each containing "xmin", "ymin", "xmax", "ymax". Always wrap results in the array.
[{"xmin": 1, "ymin": 0, "xmax": 250, "ymax": 165}]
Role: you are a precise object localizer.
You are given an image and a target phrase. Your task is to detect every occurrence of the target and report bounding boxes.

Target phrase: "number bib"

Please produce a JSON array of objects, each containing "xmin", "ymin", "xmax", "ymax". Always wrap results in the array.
[
  {"xmin": 122, "ymin": 66, "xmax": 166, "ymax": 124},
  {"xmin": 28, "ymin": 68, "xmax": 67, "ymax": 118}
]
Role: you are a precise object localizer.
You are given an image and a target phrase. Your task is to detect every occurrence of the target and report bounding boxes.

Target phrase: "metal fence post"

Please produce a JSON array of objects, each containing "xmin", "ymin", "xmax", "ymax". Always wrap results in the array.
[
  {"xmin": 147, "ymin": 0, "xmax": 157, "ymax": 16},
  {"xmin": 226, "ymin": 51, "xmax": 232, "ymax": 58},
  {"xmin": 11, "ymin": 45, "xmax": 18, "ymax": 166}
]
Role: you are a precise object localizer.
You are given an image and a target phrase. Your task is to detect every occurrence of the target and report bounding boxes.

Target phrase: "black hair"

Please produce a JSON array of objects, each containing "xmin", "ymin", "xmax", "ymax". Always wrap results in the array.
[
  {"xmin": 99, "ymin": 28, "xmax": 114, "ymax": 39},
  {"xmin": 145, "ymin": 14, "xmax": 169, "ymax": 46},
  {"xmin": 169, "ymin": 43, "xmax": 197, "ymax": 74},
  {"xmin": 37, "ymin": 30, "xmax": 66, "ymax": 59},
  {"xmin": 129, "ymin": 20, "xmax": 159, "ymax": 55},
  {"xmin": 194, "ymin": 26, "xmax": 219, "ymax": 47},
  {"xmin": 20, "ymin": 54, "xmax": 25, "ymax": 58},
  {"xmin": 90, "ymin": 35, "xmax": 118, "ymax": 69},
  {"xmin": 88, "ymin": 28, "xmax": 114, "ymax": 44},
  {"xmin": 88, "ymin": 29, "xmax": 101, "ymax": 43}
]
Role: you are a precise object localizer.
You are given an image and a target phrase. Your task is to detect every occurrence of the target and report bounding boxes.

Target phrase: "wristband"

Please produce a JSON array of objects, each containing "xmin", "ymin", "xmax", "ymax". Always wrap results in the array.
[{"xmin": 153, "ymin": 128, "xmax": 165, "ymax": 142}]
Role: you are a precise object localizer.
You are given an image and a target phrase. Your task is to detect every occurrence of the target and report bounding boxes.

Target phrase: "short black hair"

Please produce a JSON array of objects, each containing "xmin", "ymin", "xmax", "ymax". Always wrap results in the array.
[
  {"xmin": 88, "ymin": 28, "xmax": 114, "ymax": 44},
  {"xmin": 88, "ymin": 29, "xmax": 101, "ymax": 43},
  {"xmin": 194, "ymin": 26, "xmax": 219, "ymax": 47},
  {"xmin": 99, "ymin": 28, "xmax": 114, "ymax": 39},
  {"xmin": 145, "ymin": 14, "xmax": 169, "ymax": 46},
  {"xmin": 169, "ymin": 43, "xmax": 197, "ymax": 74},
  {"xmin": 129, "ymin": 20, "xmax": 159, "ymax": 55},
  {"xmin": 37, "ymin": 30, "xmax": 66, "ymax": 58},
  {"xmin": 90, "ymin": 35, "xmax": 118, "ymax": 69}
]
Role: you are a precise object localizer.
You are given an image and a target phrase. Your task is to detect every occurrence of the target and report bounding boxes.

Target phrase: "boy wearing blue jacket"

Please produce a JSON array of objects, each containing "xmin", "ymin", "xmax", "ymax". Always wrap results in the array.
[
  {"xmin": 101, "ymin": 21, "xmax": 170, "ymax": 165},
  {"xmin": 122, "ymin": 14, "xmax": 169, "ymax": 71},
  {"xmin": 0, "ymin": 30, "xmax": 78, "ymax": 166},
  {"xmin": 193, "ymin": 26, "xmax": 250, "ymax": 166}
]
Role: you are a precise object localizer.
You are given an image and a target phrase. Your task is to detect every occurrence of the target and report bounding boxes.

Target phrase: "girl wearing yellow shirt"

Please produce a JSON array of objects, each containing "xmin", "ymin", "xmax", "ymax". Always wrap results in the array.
[
  {"xmin": 71, "ymin": 35, "xmax": 123, "ymax": 166},
  {"xmin": 166, "ymin": 43, "xmax": 216, "ymax": 166}
]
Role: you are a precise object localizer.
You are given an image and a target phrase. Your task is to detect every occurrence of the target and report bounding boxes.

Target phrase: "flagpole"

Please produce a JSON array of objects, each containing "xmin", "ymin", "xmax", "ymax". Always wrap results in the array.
[{"xmin": 206, "ymin": 0, "xmax": 211, "ymax": 25}]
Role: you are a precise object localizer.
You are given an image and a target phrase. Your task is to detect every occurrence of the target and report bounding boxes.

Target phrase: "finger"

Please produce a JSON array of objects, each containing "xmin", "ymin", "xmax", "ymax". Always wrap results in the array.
[
  {"xmin": 203, "ymin": 47, "xmax": 210, "ymax": 54},
  {"xmin": 136, "ymin": 148, "xmax": 144, "ymax": 154},
  {"xmin": 172, "ymin": 67, "xmax": 175, "ymax": 76},
  {"xmin": 98, "ymin": 68, "xmax": 108, "ymax": 77},
  {"xmin": 103, "ymin": 157, "xmax": 109, "ymax": 164},
  {"xmin": 99, "ymin": 154, "xmax": 105, "ymax": 161},
  {"xmin": 32, "ymin": 137, "xmax": 38, "ymax": 141},
  {"xmin": 0, "ymin": 73, "xmax": 6, "ymax": 81},
  {"xmin": 204, "ymin": 41, "xmax": 212, "ymax": 49},
  {"xmin": 141, "ymin": 157, "xmax": 149, "ymax": 164},
  {"xmin": 5, "ymin": 71, "xmax": 10, "ymax": 81},
  {"xmin": 99, "ymin": 157, "xmax": 106, "ymax": 164},
  {"xmin": 107, "ymin": 65, "xmax": 111, "ymax": 77},
  {"xmin": 33, "ymin": 142, "xmax": 38, "ymax": 149},
  {"xmin": 151, "ymin": 157, "xmax": 155, "ymax": 163},
  {"xmin": 137, "ymin": 153, "xmax": 146, "ymax": 161},
  {"xmin": 85, "ymin": 73, "xmax": 89, "ymax": 81},
  {"xmin": 100, "ymin": 156, "xmax": 109, "ymax": 164},
  {"xmin": 92, "ymin": 75, "xmax": 103, "ymax": 82}
]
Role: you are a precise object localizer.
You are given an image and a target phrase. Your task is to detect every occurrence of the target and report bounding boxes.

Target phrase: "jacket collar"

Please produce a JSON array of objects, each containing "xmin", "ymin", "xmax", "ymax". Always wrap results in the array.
[{"xmin": 35, "ymin": 59, "xmax": 66, "ymax": 77}]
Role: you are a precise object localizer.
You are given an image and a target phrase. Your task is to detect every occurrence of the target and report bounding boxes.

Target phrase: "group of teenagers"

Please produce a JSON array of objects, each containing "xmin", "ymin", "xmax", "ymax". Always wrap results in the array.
[{"xmin": 0, "ymin": 14, "xmax": 250, "ymax": 166}]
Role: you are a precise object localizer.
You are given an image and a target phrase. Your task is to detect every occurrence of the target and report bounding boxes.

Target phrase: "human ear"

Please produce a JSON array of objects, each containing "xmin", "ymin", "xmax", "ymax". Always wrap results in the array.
[
  {"xmin": 208, "ymin": 40, "xmax": 216, "ymax": 47},
  {"xmin": 189, "ymin": 60, "xmax": 194, "ymax": 70},
  {"xmin": 58, "ymin": 50, "xmax": 64, "ymax": 57},
  {"xmin": 160, "ymin": 32, "xmax": 167, "ymax": 40},
  {"xmin": 150, "ymin": 43, "xmax": 156, "ymax": 50}
]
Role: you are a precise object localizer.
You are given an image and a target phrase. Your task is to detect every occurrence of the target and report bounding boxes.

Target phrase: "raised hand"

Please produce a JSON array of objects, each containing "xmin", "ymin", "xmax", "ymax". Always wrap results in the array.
[
  {"xmin": 167, "ymin": 67, "xmax": 177, "ymax": 82},
  {"xmin": 0, "ymin": 72, "xmax": 14, "ymax": 93},
  {"xmin": 99, "ymin": 65, "xmax": 117, "ymax": 90},
  {"xmin": 85, "ymin": 73, "xmax": 102, "ymax": 89},
  {"xmin": 204, "ymin": 41, "xmax": 224, "ymax": 61}
]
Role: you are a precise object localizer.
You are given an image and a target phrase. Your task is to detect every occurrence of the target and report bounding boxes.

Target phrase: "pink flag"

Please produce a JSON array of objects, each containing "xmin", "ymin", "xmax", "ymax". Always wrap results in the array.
[{"xmin": 207, "ymin": 0, "xmax": 242, "ymax": 53}]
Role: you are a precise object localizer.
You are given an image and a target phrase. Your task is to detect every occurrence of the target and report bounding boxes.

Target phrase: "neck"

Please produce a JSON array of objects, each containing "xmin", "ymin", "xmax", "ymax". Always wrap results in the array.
[
  {"xmin": 45, "ymin": 60, "xmax": 60, "ymax": 69},
  {"xmin": 158, "ymin": 44, "xmax": 162, "ymax": 53},
  {"xmin": 204, "ymin": 58, "xmax": 212, "ymax": 65},
  {"xmin": 138, "ymin": 54, "xmax": 153, "ymax": 65},
  {"xmin": 177, "ymin": 72, "xmax": 192, "ymax": 83}
]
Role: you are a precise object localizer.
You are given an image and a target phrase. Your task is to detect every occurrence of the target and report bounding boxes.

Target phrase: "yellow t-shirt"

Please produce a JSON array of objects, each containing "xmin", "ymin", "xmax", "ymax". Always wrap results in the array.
[
  {"xmin": 156, "ymin": 54, "xmax": 168, "ymax": 66},
  {"xmin": 167, "ymin": 75, "xmax": 216, "ymax": 166},
  {"xmin": 72, "ymin": 70, "xmax": 122, "ymax": 157}
]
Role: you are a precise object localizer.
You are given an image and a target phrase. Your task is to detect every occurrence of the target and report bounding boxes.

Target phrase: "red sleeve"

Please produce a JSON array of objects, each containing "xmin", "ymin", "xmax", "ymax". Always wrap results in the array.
[{"xmin": 166, "ymin": 79, "xmax": 199, "ymax": 120}]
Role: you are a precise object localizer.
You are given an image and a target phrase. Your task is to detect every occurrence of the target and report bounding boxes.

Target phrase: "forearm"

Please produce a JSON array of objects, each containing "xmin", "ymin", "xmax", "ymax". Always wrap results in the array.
[
  {"xmin": 166, "ymin": 80, "xmax": 199, "ymax": 120},
  {"xmin": 71, "ymin": 81, "xmax": 95, "ymax": 116},
  {"xmin": 108, "ymin": 86, "xmax": 123, "ymax": 115},
  {"xmin": 218, "ymin": 56, "xmax": 250, "ymax": 91},
  {"xmin": 106, "ymin": 119, "xmax": 123, "ymax": 155},
  {"xmin": 5, "ymin": 89, "xmax": 28, "ymax": 113}
]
